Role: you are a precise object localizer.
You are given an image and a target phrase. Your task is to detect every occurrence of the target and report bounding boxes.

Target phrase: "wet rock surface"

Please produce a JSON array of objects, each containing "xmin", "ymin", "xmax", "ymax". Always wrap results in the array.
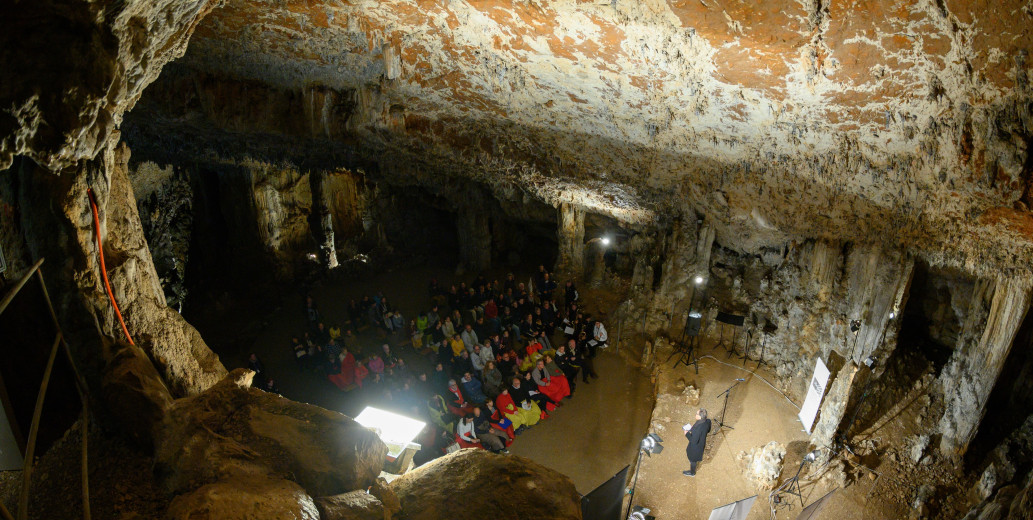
[
  {"xmin": 166, "ymin": 475, "xmax": 320, "ymax": 520},
  {"xmin": 390, "ymin": 449, "xmax": 582, "ymax": 520},
  {"xmin": 155, "ymin": 368, "xmax": 388, "ymax": 497}
]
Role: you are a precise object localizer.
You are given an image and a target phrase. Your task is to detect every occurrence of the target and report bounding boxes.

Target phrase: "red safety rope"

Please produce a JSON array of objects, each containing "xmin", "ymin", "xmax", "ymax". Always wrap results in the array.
[{"xmin": 87, "ymin": 188, "xmax": 134, "ymax": 345}]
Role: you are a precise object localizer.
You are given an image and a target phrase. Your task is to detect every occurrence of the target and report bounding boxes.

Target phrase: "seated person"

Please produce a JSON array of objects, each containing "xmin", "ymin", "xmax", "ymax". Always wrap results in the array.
[
  {"xmin": 532, "ymin": 358, "xmax": 571, "ymax": 403},
  {"xmin": 367, "ymin": 353, "xmax": 386, "ymax": 375},
  {"xmin": 481, "ymin": 361, "xmax": 504, "ymax": 398},
  {"xmin": 511, "ymin": 376, "xmax": 553, "ymax": 417},
  {"xmin": 495, "ymin": 387, "xmax": 541, "ymax": 431},
  {"xmin": 460, "ymin": 372, "xmax": 488, "ymax": 405},
  {"xmin": 470, "ymin": 406, "xmax": 509, "ymax": 453},
  {"xmin": 445, "ymin": 379, "xmax": 473, "ymax": 416}
]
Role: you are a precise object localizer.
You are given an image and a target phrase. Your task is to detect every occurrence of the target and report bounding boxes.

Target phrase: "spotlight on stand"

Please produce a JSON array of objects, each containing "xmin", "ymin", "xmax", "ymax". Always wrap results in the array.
[
  {"xmin": 888, "ymin": 311, "xmax": 896, "ymax": 319},
  {"xmin": 639, "ymin": 433, "xmax": 663, "ymax": 456},
  {"xmin": 849, "ymin": 320, "xmax": 861, "ymax": 333},
  {"xmin": 863, "ymin": 355, "xmax": 877, "ymax": 368},
  {"xmin": 629, "ymin": 506, "xmax": 655, "ymax": 520},
  {"xmin": 626, "ymin": 434, "xmax": 663, "ymax": 519},
  {"xmin": 694, "ymin": 275, "xmax": 704, "ymax": 285},
  {"xmin": 771, "ymin": 448, "xmax": 822, "ymax": 509},
  {"xmin": 601, "ymin": 236, "xmax": 611, "ymax": 246}
]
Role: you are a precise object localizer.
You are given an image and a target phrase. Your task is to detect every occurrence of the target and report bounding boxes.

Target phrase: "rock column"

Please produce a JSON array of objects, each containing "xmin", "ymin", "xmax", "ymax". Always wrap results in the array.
[
  {"xmin": 311, "ymin": 171, "xmax": 338, "ymax": 269},
  {"xmin": 14, "ymin": 142, "xmax": 227, "ymax": 397},
  {"xmin": 937, "ymin": 276, "xmax": 1032, "ymax": 455},
  {"xmin": 554, "ymin": 202, "xmax": 585, "ymax": 281}
]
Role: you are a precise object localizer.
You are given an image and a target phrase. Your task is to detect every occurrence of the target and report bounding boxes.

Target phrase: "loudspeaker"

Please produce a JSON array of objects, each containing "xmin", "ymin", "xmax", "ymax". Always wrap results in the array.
[{"xmin": 684, "ymin": 312, "xmax": 702, "ymax": 336}]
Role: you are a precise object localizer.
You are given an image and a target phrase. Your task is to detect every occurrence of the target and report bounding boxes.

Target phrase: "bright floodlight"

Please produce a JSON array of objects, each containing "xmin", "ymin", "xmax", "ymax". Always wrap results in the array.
[
  {"xmin": 694, "ymin": 275, "xmax": 704, "ymax": 284},
  {"xmin": 601, "ymin": 237, "xmax": 611, "ymax": 245},
  {"xmin": 889, "ymin": 311, "xmax": 896, "ymax": 319},
  {"xmin": 355, "ymin": 406, "xmax": 426, "ymax": 449}
]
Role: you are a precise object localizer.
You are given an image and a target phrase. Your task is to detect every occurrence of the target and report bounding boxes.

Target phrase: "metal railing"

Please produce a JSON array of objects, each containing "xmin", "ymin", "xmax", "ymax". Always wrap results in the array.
[{"xmin": 0, "ymin": 259, "xmax": 91, "ymax": 520}]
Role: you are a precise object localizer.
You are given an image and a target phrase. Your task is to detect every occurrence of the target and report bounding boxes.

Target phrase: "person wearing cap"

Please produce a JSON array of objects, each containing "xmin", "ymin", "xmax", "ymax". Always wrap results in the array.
[{"xmin": 683, "ymin": 408, "xmax": 711, "ymax": 476}]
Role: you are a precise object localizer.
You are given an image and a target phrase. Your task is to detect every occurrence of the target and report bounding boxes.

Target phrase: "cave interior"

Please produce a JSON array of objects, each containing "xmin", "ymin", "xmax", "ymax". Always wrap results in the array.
[{"xmin": 2, "ymin": 0, "xmax": 1033, "ymax": 519}]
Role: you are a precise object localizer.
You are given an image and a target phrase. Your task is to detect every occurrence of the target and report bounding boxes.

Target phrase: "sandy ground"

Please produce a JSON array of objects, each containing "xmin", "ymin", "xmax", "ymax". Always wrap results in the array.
[
  {"xmin": 508, "ymin": 350, "xmax": 655, "ymax": 495},
  {"xmin": 627, "ymin": 335, "xmax": 919, "ymax": 520}
]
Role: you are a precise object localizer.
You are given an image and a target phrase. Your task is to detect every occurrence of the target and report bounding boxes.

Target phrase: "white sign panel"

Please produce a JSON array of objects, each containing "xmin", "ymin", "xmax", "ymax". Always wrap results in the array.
[{"xmin": 798, "ymin": 357, "xmax": 831, "ymax": 434}]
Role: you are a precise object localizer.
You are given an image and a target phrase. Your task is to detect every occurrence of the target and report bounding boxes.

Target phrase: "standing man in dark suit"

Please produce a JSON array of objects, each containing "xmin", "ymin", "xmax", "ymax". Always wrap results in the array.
[{"xmin": 683, "ymin": 408, "xmax": 711, "ymax": 476}]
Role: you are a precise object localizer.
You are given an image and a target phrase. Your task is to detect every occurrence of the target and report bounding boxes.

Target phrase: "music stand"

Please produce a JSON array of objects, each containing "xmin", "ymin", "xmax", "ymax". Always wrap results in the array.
[
  {"xmin": 707, "ymin": 495, "xmax": 757, "ymax": 520},
  {"xmin": 713, "ymin": 312, "xmax": 745, "ymax": 360},
  {"xmin": 755, "ymin": 321, "xmax": 777, "ymax": 370}
]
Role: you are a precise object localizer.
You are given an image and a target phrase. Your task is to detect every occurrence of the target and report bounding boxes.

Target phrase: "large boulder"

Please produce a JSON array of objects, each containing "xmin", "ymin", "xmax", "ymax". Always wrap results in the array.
[
  {"xmin": 315, "ymin": 490, "xmax": 389, "ymax": 520},
  {"xmin": 390, "ymin": 449, "xmax": 581, "ymax": 520},
  {"xmin": 166, "ymin": 475, "xmax": 319, "ymax": 520},
  {"xmin": 101, "ymin": 343, "xmax": 174, "ymax": 452},
  {"xmin": 736, "ymin": 441, "xmax": 787, "ymax": 491},
  {"xmin": 155, "ymin": 368, "xmax": 387, "ymax": 497}
]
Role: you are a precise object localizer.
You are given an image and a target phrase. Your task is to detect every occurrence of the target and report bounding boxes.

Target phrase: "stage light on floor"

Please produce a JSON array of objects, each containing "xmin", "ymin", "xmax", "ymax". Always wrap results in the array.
[
  {"xmin": 694, "ymin": 275, "xmax": 704, "ymax": 284},
  {"xmin": 601, "ymin": 236, "xmax": 611, "ymax": 246},
  {"xmin": 355, "ymin": 406, "xmax": 425, "ymax": 447},
  {"xmin": 355, "ymin": 406, "xmax": 426, "ymax": 475}
]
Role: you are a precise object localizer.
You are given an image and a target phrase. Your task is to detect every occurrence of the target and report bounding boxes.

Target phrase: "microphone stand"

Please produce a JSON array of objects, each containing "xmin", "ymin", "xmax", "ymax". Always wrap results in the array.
[{"xmin": 712, "ymin": 379, "xmax": 743, "ymax": 434}]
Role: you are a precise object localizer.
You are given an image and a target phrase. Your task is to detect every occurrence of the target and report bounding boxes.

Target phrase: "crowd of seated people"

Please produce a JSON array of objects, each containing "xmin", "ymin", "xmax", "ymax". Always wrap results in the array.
[{"xmin": 273, "ymin": 265, "xmax": 609, "ymax": 457}]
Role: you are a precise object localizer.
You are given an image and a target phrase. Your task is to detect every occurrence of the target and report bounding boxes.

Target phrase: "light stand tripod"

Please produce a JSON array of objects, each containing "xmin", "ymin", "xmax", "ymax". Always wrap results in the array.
[
  {"xmin": 772, "ymin": 449, "xmax": 819, "ymax": 509},
  {"xmin": 625, "ymin": 434, "xmax": 663, "ymax": 520},
  {"xmin": 668, "ymin": 311, "xmax": 701, "ymax": 373},
  {"xmin": 712, "ymin": 379, "xmax": 743, "ymax": 434}
]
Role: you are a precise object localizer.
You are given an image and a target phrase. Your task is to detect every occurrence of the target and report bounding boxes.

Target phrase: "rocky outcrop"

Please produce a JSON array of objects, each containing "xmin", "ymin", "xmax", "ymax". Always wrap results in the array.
[
  {"xmin": 315, "ymin": 491, "xmax": 390, "ymax": 520},
  {"xmin": 736, "ymin": 442, "xmax": 787, "ymax": 491},
  {"xmin": 166, "ymin": 475, "xmax": 320, "ymax": 520},
  {"xmin": 101, "ymin": 343, "xmax": 174, "ymax": 452},
  {"xmin": 155, "ymin": 368, "xmax": 387, "ymax": 497},
  {"xmin": 390, "ymin": 450, "xmax": 582, "ymax": 520},
  {"xmin": 0, "ymin": 0, "xmax": 219, "ymax": 170}
]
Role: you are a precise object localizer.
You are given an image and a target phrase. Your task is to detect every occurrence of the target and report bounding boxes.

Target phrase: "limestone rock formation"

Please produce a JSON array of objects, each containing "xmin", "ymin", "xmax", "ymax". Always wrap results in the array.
[
  {"xmin": 736, "ymin": 441, "xmax": 787, "ymax": 491},
  {"xmin": 390, "ymin": 450, "xmax": 582, "ymax": 520},
  {"xmin": 1, "ymin": 0, "xmax": 220, "ymax": 170},
  {"xmin": 155, "ymin": 368, "xmax": 388, "ymax": 498},
  {"xmin": 101, "ymin": 343, "xmax": 174, "ymax": 452},
  {"xmin": 315, "ymin": 490, "xmax": 390, "ymax": 520},
  {"xmin": 166, "ymin": 475, "xmax": 320, "ymax": 520}
]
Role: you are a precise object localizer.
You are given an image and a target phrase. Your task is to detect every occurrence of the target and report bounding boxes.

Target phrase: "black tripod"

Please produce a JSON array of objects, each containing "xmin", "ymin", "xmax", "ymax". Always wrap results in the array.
[
  {"xmin": 775, "ymin": 452, "xmax": 815, "ymax": 508},
  {"xmin": 712, "ymin": 379, "xmax": 743, "ymax": 434},
  {"xmin": 670, "ymin": 335, "xmax": 699, "ymax": 373}
]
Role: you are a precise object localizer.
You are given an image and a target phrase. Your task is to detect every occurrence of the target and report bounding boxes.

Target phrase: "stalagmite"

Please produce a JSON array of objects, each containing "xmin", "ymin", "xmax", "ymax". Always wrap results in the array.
[{"xmin": 554, "ymin": 202, "xmax": 585, "ymax": 281}]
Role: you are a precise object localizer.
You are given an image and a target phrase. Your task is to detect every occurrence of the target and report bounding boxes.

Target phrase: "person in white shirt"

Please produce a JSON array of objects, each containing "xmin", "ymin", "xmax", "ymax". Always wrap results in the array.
[{"xmin": 593, "ymin": 320, "xmax": 608, "ymax": 348}]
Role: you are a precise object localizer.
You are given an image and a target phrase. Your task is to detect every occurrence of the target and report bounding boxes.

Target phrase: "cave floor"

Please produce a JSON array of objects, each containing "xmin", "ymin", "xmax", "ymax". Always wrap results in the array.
[{"xmin": 628, "ymin": 336, "xmax": 950, "ymax": 520}]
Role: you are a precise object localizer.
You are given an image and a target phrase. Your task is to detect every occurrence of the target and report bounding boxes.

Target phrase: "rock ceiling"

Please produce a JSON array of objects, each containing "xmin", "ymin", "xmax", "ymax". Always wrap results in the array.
[{"xmin": 131, "ymin": 1, "xmax": 1033, "ymax": 272}]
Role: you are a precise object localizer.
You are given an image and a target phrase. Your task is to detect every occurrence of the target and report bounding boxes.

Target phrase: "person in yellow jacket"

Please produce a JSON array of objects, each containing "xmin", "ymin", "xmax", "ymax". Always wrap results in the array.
[{"xmin": 495, "ymin": 387, "xmax": 541, "ymax": 431}]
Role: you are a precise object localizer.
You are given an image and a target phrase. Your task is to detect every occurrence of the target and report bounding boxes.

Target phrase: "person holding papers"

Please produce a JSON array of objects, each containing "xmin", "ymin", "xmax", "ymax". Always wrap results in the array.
[{"xmin": 683, "ymin": 408, "xmax": 711, "ymax": 477}]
